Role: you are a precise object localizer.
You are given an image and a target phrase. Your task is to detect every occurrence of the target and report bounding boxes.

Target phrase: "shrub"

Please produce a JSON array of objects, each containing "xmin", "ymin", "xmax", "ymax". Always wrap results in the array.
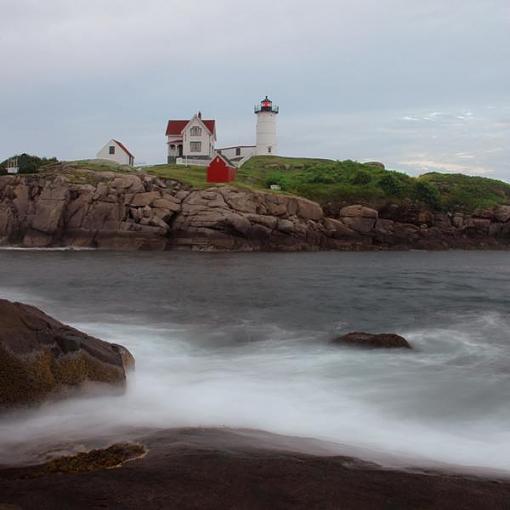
[
  {"xmin": 413, "ymin": 181, "xmax": 441, "ymax": 209},
  {"xmin": 351, "ymin": 170, "xmax": 372, "ymax": 185},
  {"xmin": 378, "ymin": 173, "xmax": 405, "ymax": 196},
  {"xmin": 264, "ymin": 171, "xmax": 289, "ymax": 190}
]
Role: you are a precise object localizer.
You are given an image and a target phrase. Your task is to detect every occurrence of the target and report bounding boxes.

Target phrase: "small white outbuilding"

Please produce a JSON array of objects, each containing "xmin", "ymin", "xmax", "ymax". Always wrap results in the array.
[{"xmin": 96, "ymin": 139, "xmax": 135, "ymax": 166}]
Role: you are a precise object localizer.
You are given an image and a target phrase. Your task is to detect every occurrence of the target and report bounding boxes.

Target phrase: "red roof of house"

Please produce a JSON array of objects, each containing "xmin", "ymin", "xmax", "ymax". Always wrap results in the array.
[
  {"xmin": 165, "ymin": 119, "xmax": 216, "ymax": 136},
  {"xmin": 113, "ymin": 139, "xmax": 134, "ymax": 158}
]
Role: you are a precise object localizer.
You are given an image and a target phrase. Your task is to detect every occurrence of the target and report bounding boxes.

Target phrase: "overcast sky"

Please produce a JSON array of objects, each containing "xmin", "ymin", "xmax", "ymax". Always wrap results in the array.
[{"xmin": 1, "ymin": 0, "xmax": 509, "ymax": 179}]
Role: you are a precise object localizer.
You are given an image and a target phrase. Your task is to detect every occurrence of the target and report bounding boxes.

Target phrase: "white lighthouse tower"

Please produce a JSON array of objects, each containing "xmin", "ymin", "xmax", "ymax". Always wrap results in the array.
[{"xmin": 255, "ymin": 96, "xmax": 279, "ymax": 156}]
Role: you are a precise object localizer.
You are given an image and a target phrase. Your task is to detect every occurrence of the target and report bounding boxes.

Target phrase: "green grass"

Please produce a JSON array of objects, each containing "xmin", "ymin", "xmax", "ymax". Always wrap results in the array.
[
  {"xmin": 143, "ymin": 163, "xmax": 212, "ymax": 189},
  {"xmin": 237, "ymin": 157, "xmax": 510, "ymax": 211},
  {"xmin": 419, "ymin": 172, "xmax": 510, "ymax": 211},
  {"xmin": 143, "ymin": 161, "xmax": 282, "ymax": 192},
  {"xmin": 239, "ymin": 157, "xmax": 417, "ymax": 205},
  {"xmin": 69, "ymin": 159, "xmax": 138, "ymax": 173},
  {"xmin": 54, "ymin": 157, "xmax": 510, "ymax": 212}
]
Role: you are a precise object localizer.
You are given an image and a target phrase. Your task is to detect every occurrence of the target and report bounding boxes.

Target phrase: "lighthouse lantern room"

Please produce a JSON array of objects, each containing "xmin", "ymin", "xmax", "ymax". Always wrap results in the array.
[{"xmin": 254, "ymin": 96, "xmax": 279, "ymax": 156}]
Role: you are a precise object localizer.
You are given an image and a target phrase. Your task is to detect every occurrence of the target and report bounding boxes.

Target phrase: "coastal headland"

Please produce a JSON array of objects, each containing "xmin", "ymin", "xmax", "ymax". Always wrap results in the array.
[{"xmin": 1, "ymin": 158, "xmax": 510, "ymax": 251}]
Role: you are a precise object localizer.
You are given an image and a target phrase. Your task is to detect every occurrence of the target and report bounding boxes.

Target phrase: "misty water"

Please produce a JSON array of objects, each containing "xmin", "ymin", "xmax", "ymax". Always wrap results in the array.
[{"xmin": 1, "ymin": 250, "xmax": 509, "ymax": 473}]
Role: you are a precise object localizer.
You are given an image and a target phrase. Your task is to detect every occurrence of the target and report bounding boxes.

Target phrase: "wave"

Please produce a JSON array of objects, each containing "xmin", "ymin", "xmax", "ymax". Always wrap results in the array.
[{"xmin": 2, "ymin": 314, "xmax": 510, "ymax": 473}]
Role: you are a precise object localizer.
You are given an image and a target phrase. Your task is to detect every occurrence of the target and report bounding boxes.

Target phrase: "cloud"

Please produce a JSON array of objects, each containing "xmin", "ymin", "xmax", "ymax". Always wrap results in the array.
[
  {"xmin": 0, "ymin": 0, "xmax": 509, "ymax": 180},
  {"xmin": 400, "ymin": 159, "xmax": 492, "ymax": 176}
]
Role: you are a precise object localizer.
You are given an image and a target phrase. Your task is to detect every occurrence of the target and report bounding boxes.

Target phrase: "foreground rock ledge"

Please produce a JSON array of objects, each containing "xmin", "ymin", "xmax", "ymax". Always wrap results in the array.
[
  {"xmin": 0, "ymin": 428, "xmax": 508, "ymax": 510},
  {"xmin": 333, "ymin": 332, "xmax": 412, "ymax": 349},
  {"xmin": 0, "ymin": 299, "xmax": 134, "ymax": 409}
]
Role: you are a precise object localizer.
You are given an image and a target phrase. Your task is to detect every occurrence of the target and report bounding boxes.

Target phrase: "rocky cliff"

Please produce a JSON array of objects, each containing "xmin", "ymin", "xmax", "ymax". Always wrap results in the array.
[{"xmin": 1, "ymin": 164, "xmax": 510, "ymax": 251}]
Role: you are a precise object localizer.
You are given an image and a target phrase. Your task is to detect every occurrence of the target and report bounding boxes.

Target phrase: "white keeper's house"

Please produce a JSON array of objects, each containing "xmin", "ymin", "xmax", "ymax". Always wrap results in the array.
[
  {"xmin": 96, "ymin": 139, "xmax": 135, "ymax": 166},
  {"xmin": 165, "ymin": 97, "xmax": 279, "ymax": 167},
  {"xmin": 166, "ymin": 112, "xmax": 216, "ymax": 164}
]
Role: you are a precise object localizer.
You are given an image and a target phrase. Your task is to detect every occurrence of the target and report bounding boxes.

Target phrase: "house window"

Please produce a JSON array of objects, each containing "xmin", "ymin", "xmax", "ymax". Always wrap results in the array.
[
  {"xmin": 236, "ymin": 147, "xmax": 241, "ymax": 156},
  {"xmin": 190, "ymin": 142, "xmax": 202, "ymax": 153},
  {"xmin": 190, "ymin": 126, "xmax": 202, "ymax": 136},
  {"xmin": 109, "ymin": 146, "xmax": 115, "ymax": 155}
]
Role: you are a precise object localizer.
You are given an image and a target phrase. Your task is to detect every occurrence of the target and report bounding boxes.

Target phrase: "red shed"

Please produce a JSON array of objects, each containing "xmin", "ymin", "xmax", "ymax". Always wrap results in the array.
[{"xmin": 207, "ymin": 153, "xmax": 237, "ymax": 183}]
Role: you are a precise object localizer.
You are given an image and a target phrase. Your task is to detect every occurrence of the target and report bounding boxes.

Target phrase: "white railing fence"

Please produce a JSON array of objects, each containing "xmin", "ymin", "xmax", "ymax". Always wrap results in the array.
[{"xmin": 176, "ymin": 157, "xmax": 210, "ymax": 167}]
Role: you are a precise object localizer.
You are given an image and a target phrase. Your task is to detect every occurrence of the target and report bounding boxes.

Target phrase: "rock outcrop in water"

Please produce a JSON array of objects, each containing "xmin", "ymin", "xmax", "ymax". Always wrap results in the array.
[
  {"xmin": 1, "ymin": 164, "xmax": 510, "ymax": 251},
  {"xmin": 333, "ymin": 332, "xmax": 412, "ymax": 349},
  {"xmin": 0, "ymin": 299, "xmax": 134, "ymax": 409}
]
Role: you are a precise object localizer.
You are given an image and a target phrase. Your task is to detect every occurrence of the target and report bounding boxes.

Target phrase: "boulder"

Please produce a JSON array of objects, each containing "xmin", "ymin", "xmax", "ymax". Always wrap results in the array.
[
  {"xmin": 339, "ymin": 205, "xmax": 378, "ymax": 219},
  {"xmin": 341, "ymin": 216, "xmax": 377, "ymax": 234},
  {"xmin": 452, "ymin": 213, "xmax": 464, "ymax": 229},
  {"xmin": 374, "ymin": 218, "xmax": 394, "ymax": 234},
  {"xmin": 0, "ymin": 299, "xmax": 134, "ymax": 409},
  {"xmin": 152, "ymin": 197, "xmax": 181, "ymax": 212},
  {"xmin": 64, "ymin": 191, "xmax": 93, "ymax": 229},
  {"xmin": 333, "ymin": 332, "xmax": 412, "ymax": 349},
  {"xmin": 363, "ymin": 161, "xmax": 385, "ymax": 170},
  {"xmin": 110, "ymin": 175, "xmax": 145, "ymax": 193},
  {"xmin": 12, "ymin": 183, "xmax": 31, "ymax": 218},
  {"xmin": 30, "ymin": 199, "xmax": 66, "ymax": 234},
  {"xmin": 0, "ymin": 205, "xmax": 16, "ymax": 239},
  {"xmin": 221, "ymin": 188, "xmax": 259, "ymax": 214},
  {"xmin": 433, "ymin": 213, "xmax": 452, "ymax": 230},
  {"xmin": 80, "ymin": 201, "xmax": 123, "ymax": 231},
  {"xmin": 339, "ymin": 205, "xmax": 378, "ymax": 234},
  {"xmin": 130, "ymin": 191, "xmax": 161, "ymax": 208},
  {"xmin": 245, "ymin": 213, "xmax": 278, "ymax": 230},
  {"xmin": 322, "ymin": 218, "xmax": 358, "ymax": 238},
  {"xmin": 264, "ymin": 195, "xmax": 289, "ymax": 217},
  {"xmin": 296, "ymin": 198, "xmax": 323, "ymax": 221},
  {"xmin": 494, "ymin": 205, "xmax": 510, "ymax": 223},
  {"xmin": 184, "ymin": 190, "xmax": 227, "ymax": 209}
]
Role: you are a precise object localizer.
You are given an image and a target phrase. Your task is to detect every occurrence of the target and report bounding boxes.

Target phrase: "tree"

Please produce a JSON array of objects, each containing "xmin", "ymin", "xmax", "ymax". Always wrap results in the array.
[{"xmin": 0, "ymin": 153, "xmax": 58, "ymax": 174}]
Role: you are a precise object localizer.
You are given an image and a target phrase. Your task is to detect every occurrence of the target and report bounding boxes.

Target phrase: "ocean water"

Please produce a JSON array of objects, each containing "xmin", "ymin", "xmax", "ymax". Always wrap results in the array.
[{"xmin": 0, "ymin": 250, "xmax": 509, "ymax": 472}]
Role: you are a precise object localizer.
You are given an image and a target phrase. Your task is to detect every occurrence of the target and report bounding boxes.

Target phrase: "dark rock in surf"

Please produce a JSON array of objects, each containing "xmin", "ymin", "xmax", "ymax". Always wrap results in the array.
[
  {"xmin": 0, "ymin": 299, "xmax": 135, "ymax": 410},
  {"xmin": 333, "ymin": 332, "xmax": 412, "ymax": 349}
]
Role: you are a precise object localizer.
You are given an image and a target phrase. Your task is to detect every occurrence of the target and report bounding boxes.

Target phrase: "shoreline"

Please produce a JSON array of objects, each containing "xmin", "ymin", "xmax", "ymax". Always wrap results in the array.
[
  {"xmin": 2, "ymin": 426, "xmax": 509, "ymax": 479},
  {"xmin": 2, "ymin": 244, "xmax": 510, "ymax": 253},
  {"xmin": 1, "ymin": 427, "xmax": 509, "ymax": 509},
  {"xmin": 2, "ymin": 169, "xmax": 510, "ymax": 252}
]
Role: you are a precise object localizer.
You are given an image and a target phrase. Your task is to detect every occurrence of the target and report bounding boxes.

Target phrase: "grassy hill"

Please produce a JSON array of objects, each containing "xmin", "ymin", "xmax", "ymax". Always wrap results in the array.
[
  {"xmin": 16, "ymin": 155, "xmax": 510, "ymax": 213},
  {"xmin": 419, "ymin": 172, "xmax": 510, "ymax": 211},
  {"xmin": 239, "ymin": 157, "xmax": 510, "ymax": 211}
]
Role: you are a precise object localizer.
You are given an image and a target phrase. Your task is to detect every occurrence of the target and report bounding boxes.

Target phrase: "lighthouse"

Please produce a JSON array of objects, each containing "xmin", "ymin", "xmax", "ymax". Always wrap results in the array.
[{"xmin": 255, "ymin": 96, "xmax": 279, "ymax": 156}]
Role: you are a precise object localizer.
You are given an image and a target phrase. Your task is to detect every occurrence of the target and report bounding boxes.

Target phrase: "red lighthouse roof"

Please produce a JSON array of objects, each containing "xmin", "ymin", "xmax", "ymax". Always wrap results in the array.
[
  {"xmin": 255, "ymin": 96, "xmax": 279, "ymax": 114},
  {"xmin": 261, "ymin": 96, "xmax": 272, "ymax": 107}
]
